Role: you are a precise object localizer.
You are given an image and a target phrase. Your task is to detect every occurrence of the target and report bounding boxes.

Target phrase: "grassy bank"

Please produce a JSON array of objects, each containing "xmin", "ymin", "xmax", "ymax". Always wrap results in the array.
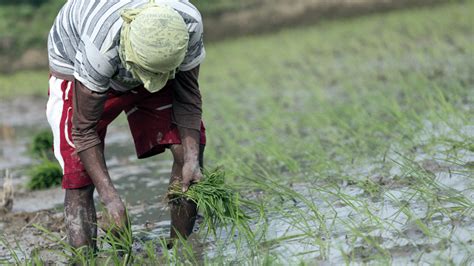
[{"xmin": 1, "ymin": 1, "xmax": 473, "ymax": 264}]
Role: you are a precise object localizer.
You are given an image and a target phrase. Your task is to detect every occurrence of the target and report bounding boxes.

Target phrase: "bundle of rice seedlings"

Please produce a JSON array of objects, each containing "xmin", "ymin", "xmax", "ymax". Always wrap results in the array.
[
  {"xmin": 167, "ymin": 169, "xmax": 255, "ymax": 239},
  {"xmin": 27, "ymin": 160, "xmax": 62, "ymax": 190},
  {"xmin": 30, "ymin": 130, "xmax": 54, "ymax": 160}
]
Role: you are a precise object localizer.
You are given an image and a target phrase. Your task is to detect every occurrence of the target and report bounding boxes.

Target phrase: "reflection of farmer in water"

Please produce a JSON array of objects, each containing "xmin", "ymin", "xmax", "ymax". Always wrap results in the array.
[{"xmin": 46, "ymin": 0, "xmax": 206, "ymax": 250}]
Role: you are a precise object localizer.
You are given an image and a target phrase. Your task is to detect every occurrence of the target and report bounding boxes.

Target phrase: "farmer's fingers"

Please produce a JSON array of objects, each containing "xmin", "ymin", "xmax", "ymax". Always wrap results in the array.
[
  {"xmin": 181, "ymin": 176, "xmax": 195, "ymax": 192},
  {"xmin": 193, "ymin": 170, "xmax": 203, "ymax": 183},
  {"xmin": 182, "ymin": 182, "xmax": 190, "ymax": 193},
  {"xmin": 181, "ymin": 171, "xmax": 202, "ymax": 192}
]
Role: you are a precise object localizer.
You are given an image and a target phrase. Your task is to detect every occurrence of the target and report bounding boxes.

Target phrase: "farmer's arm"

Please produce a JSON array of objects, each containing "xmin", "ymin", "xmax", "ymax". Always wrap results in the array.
[
  {"xmin": 172, "ymin": 66, "xmax": 203, "ymax": 192},
  {"xmin": 71, "ymin": 81, "xmax": 120, "ymax": 204}
]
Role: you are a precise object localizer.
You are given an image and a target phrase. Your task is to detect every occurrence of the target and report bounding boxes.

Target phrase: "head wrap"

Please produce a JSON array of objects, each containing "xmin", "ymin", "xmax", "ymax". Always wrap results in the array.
[{"xmin": 119, "ymin": 3, "xmax": 189, "ymax": 92}]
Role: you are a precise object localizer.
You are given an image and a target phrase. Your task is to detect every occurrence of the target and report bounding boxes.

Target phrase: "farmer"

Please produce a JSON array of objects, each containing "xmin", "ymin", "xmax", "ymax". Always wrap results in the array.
[{"xmin": 46, "ymin": 0, "xmax": 206, "ymax": 250}]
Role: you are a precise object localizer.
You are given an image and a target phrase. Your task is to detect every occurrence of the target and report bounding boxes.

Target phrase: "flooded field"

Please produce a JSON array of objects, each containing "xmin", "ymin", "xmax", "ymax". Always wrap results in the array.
[
  {"xmin": 2, "ymin": 121, "xmax": 471, "ymax": 264},
  {"xmin": 1, "ymin": 1, "xmax": 473, "ymax": 264}
]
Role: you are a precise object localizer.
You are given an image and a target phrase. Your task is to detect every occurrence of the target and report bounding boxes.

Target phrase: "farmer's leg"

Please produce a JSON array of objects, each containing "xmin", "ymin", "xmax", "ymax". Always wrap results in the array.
[
  {"xmin": 169, "ymin": 144, "xmax": 205, "ymax": 239},
  {"xmin": 47, "ymin": 78, "xmax": 130, "ymax": 248},
  {"xmin": 64, "ymin": 184, "xmax": 97, "ymax": 249},
  {"xmin": 123, "ymin": 85, "xmax": 207, "ymax": 240},
  {"xmin": 46, "ymin": 77, "xmax": 98, "ymax": 249}
]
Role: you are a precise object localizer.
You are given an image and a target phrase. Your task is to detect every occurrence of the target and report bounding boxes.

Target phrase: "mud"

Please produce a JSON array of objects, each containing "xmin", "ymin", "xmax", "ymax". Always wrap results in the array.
[
  {"xmin": 0, "ymin": 97, "xmax": 177, "ymax": 261},
  {"xmin": 0, "ymin": 210, "xmax": 65, "ymax": 263},
  {"xmin": 1, "ymin": 97, "xmax": 472, "ymax": 263}
]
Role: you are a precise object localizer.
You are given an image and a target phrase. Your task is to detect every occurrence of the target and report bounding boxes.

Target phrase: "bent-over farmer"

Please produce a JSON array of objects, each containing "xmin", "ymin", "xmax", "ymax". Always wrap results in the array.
[{"xmin": 46, "ymin": 0, "xmax": 206, "ymax": 250}]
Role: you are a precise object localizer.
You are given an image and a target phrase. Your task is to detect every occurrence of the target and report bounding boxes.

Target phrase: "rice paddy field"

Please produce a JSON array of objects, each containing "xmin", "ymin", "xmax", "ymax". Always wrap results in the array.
[
  {"xmin": 1, "ymin": 0, "xmax": 473, "ymax": 264},
  {"xmin": 198, "ymin": 1, "xmax": 474, "ymax": 264}
]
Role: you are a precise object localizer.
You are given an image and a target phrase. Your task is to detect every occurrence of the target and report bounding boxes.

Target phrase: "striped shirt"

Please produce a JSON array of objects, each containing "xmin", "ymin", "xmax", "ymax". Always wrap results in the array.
[{"xmin": 48, "ymin": 0, "xmax": 205, "ymax": 93}]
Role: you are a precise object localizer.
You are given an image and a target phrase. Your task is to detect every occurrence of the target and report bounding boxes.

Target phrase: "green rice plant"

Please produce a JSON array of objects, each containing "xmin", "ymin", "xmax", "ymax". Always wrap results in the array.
[
  {"xmin": 98, "ymin": 210, "xmax": 133, "ymax": 265},
  {"xmin": 32, "ymin": 224, "xmax": 87, "ymax": 263},
  {"xmin": 29, "ymin": 130, "xmax": 54, "ymax": 160},
  {"xmin": 32, "ymin": 218, "xmax": 134, "ymax": 265},
  {"xmin": 27, "ymin": 130, "xmax": 62, "ymax": 190},
  {"xmin": 160, "ymin": 231, "xmax": 201, "ymax": 265},
  {"xmin": 27, "ymin": 160, "xmax": 62, "ymax": 190},
  {"xmin": 1, "ymin": 1, "xmax": 472, "ymax": 264},
  {"xmin": 167, "ymin": 169, "xmax": 257, "ymax": 241},
  {"xmin": 0, "ymin": 236, "xmax": 25, "ymax": 264}
]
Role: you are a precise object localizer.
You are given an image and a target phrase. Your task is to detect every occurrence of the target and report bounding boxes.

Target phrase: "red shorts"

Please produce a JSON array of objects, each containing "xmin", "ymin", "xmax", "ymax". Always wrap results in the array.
[{"xmin": 46, "ymin": 76, "xmax": 206, "ymax": 189}]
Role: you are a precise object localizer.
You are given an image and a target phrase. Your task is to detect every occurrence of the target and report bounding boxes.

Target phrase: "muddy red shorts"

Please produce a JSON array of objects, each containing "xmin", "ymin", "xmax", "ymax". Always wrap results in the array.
[{"xmin": 46, "ymin": 76, "xmax": 206, "ymax": 189}]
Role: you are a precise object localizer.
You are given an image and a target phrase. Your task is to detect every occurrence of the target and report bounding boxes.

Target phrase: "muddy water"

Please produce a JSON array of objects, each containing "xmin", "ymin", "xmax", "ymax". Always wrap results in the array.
[
  {"xmin": 1, "ymin": 98, "xmax": 473, "ymax": 264},
  {"xmin": 0, "ymin": 123, "xmax": 178, "ymax": 262},
  {"xmin": 252, "ymin": 174, "xmax": 472, "ymax": 264},
  {"xmin": 216, "ymin": 125, "xmax": 473, "ymax": 264},
  {"xmin": 190, "ymin": 125, "xmax": 473, "ymax": 264},
  {"xmin": 1, "ymin": 123, "xmax": 174, "ymax": 215},
  {"xmin": 102, "ymin": 129, "xmax": 174, "ymax": 223},
  {"xmin": 0, "ymin": 99, "xmax": 179, "ymax": 260}
]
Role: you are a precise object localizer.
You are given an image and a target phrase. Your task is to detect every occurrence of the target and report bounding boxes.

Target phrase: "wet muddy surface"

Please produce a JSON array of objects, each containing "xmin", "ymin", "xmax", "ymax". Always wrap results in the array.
[
  {"xmin": 0, "ymin": 97, "xmax": 179, "ymax": 262},
  {"xmin": 1, "ymin": 98, "xmax": 473, "ymax": 264}
]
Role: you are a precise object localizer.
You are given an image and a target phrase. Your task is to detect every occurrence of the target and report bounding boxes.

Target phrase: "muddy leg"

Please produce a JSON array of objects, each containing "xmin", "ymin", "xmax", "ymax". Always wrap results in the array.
[
  {"xmin": 64, "ymin": 184, "xmax": 97, "ymax": 251},
  {"xmin": 168, "ymin": 144, "xmax": 205, "ymax": 241}
]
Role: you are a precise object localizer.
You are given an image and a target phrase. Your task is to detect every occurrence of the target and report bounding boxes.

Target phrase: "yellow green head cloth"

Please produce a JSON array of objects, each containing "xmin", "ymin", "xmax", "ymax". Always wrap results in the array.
[{"xmin": 120, "ymin": 4, "xmax": 189, "ymax": 92}]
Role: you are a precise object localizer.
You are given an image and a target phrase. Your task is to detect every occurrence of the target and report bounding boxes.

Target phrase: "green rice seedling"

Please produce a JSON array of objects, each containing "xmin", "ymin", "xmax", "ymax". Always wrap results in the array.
[
  {"xmin": 99, "ymin": 223, "xmax": 133, "ymax": 265},
  {"xmin": 162, "ymin": 231, "xmax": 200, "ymax": 265},
  {"xmin": 245, "ymin": 174, "xmax": 335, "ymax": 259},
  {"xmin": 3, "ymin": 218, "xmax": 126, "ymax": 264},
  {"xmin": 1, "ymin": 1, "xmax": 472, "ymax": 264},
  {"xmin": 0, "ymin": 236, "xmax": 23, "ymax": 264},
  {"xmin": 142, "ymin": 240, "xmax": 159, "ymax": 262},
  {"xmin": 90, "ymin": 205, "xmax": 134, "ymax": 265},
  {"xmin": 33, "ymin": 217, "xmax": 133, "ymax": 265},
  {"xmin": 27, "ymin": 160, "xmax": 62, "ymax": 190},
  {"xmin": 27, "ymin": 130, "xmax": 62, "ymax": 190},
  {"xmin": 357, "ymin": 178, "xmax": 382, "ymax": 199},
  {"xmin": 32, "ymin": 224, "xmax": 97, "ymax": 264},
  {"xmin": 29, "ymin": 130, "xmax": 54, "ymax": 160},
  {"xmin": 167, "ymin": 169, "xmax": 257, "ymax": 241}
]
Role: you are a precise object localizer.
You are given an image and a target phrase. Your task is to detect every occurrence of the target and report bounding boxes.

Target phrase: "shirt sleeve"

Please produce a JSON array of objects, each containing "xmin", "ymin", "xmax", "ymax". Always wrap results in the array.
[
  {"xmin": 179, "ymin": 16, "xmax": 206, "ymax": 71},
  {"xmin": 73, "ymin": 35, "xmax": 118, "ymax": 93},
  {"xmin": 172, "ymin": 66, "xmax": 202, "ymax": 131},
  {"xmin": 71, "ymin": 80, "xmax": 108, "ymax": 153}
]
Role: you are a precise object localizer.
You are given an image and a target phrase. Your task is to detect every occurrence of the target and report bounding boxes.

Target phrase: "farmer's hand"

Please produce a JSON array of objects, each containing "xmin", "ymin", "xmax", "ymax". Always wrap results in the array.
[
  {"xmin": 177, "ymin": 125, "xmax": 202, "ymax": 192},
  {"xmin": 182, "ymin": 160, "xmax": 202, "ymax": 192}
]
